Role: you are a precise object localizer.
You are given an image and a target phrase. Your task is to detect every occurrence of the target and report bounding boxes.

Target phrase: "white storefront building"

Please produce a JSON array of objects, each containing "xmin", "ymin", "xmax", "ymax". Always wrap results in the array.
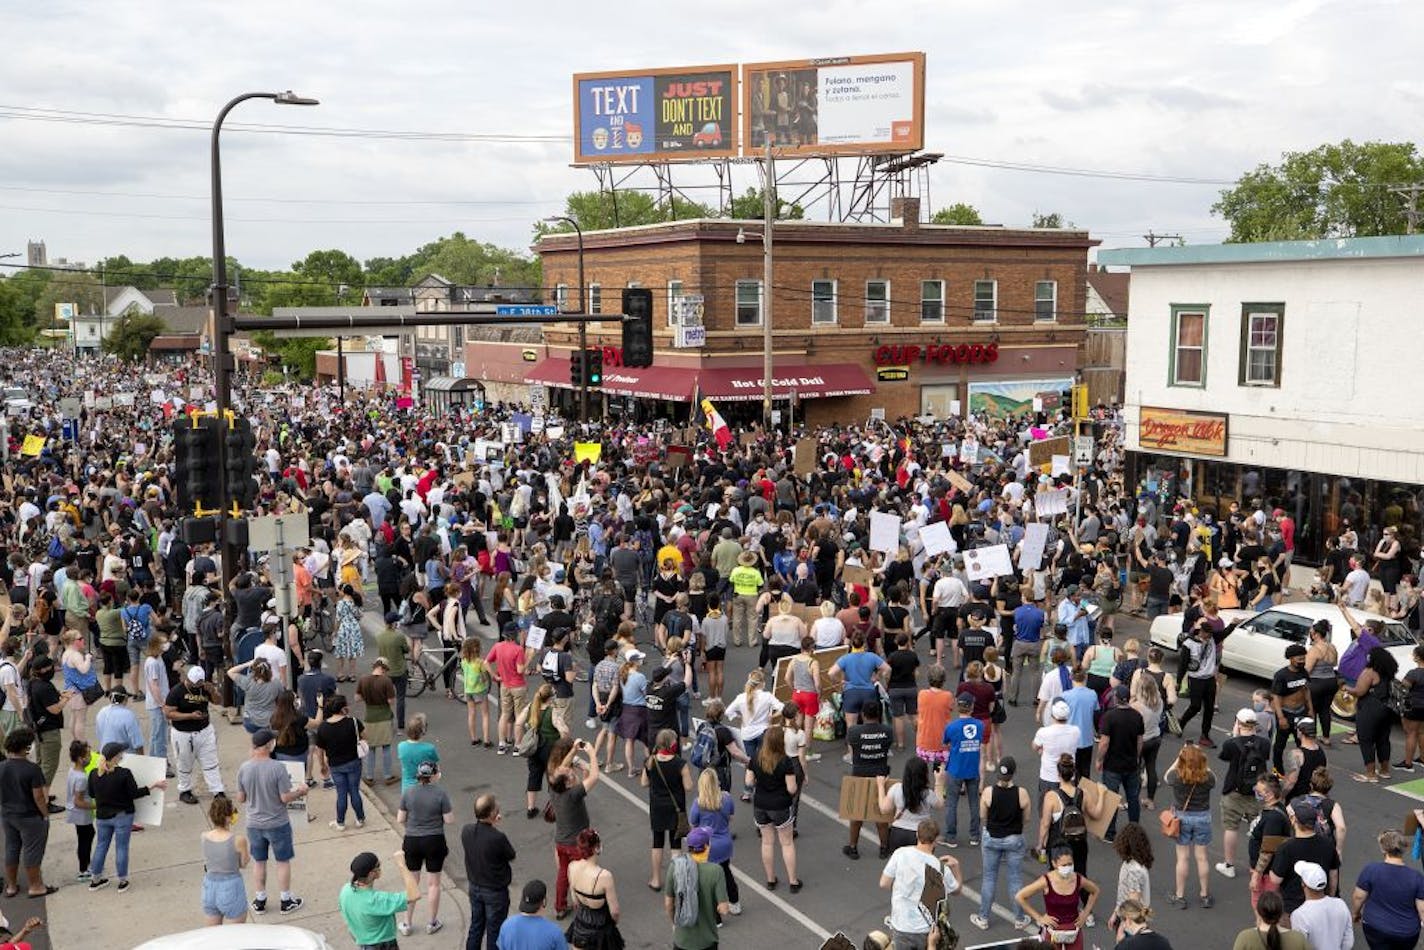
[{"xmin": 1097, "ymin": 235, "xmax": 1424, "ymax": 564}]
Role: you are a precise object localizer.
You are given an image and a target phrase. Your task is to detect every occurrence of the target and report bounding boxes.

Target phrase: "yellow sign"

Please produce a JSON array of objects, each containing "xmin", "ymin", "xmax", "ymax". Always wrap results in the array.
[
  {"xmin": 20, "ymin": 435, "xmax": 45, "ymax": 457},
  {"xmin": 1138, "ymin": 406, "xmax": 1229, "ymax": 457},
  {"xmin": 876, "ymin": 367, "xmax": 909, "ymax": 382},
  {"xmin": 573, "ymin": 442, "xmax": 602, "ymax": 464},
  {"xmin": 1072, "ymin": 384, "xmax": 1089, "ymax": 420},
  {"xmin": 522, "ymin": 349, "xmax": 539, "ymax": 362}
]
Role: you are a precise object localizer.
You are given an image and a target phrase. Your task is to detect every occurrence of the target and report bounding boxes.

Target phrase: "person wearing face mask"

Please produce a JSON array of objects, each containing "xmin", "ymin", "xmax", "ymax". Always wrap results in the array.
[
  {"xmin": 1112, "ymin": 897, "xmax": 1173, "ymax": 949},
  {"xmin": 1246, "ymin": 775, "xmax": 1291, "ymax": 908},
  {"xmin": 1014, "ymin": 846, "xmax": 1100, "ymax": 950},
  {"xmin": 1215, "ymin": 709, "xmax": 1271, "ymax": 880},
  {"xmin": 1269, "ymin": 645, "xmax": 1314, "ymax": 775}
]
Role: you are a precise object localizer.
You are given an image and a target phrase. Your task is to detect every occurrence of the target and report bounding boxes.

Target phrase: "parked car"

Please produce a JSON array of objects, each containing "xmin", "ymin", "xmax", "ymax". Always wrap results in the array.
[
  {"xmin": 1149, "ymin": 601, "xmax": 1419, "ymax": 713},
  {"xmin": 2, "ymin": 387, "xmax": 33, "ymax": 413},
  {"xmin": 135, "ymin": 924, "xmax": 332, "ymax": 950}
]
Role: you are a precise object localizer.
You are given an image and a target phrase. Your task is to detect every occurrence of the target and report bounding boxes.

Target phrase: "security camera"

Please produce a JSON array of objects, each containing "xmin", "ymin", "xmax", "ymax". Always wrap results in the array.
[{"xmin": 735, "ymin": 228, "xmax": 747, "ymax": 244}]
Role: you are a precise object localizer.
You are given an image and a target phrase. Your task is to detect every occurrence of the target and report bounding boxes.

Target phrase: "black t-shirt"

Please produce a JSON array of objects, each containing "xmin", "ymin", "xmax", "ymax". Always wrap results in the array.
[
  {"xmin": 1270, "ymin": 665, "xmax": 1310, "ymax": 711},
  {"xmin": 1406, "ymin": 668, "xmax": 1424, "ymax": 711},
  {"xmin": 848, "ymin": 722, "xmax": 892, "ymax": 777},
  {"xmin": 1270, "ymin": 834, "xmax": 1341, "ymax": 911},
  {"xmin": 0, "ymin": 757, "xmax": 45, "ymax": 817},
  {"xmin": 165, "ymin": 682, "xmax": 212, "ymax": 733},
  {"xmin": 959, "ymin": 625, "xmax": 993, "ymax": 667},
  {"xmin": 233, "ymin": 586, "xmax": 270, "ymax": 629},
  {"xmin": 1237, "ymin": 544, "xmax": 1267, "ymax": 568},
  {"xmin": 645, "ymin": 680, "xmax": 686, "ymax": 734},
  {"xmin": 1115, "ymin": 932, "xmax": 1175, "ymax": 950},
  {"xmin": 886, "ymin": 649, "xmax": 920, "ymax": 690},
  {"xmin": 1248, "ymin": 803, "xmax": 1291, "ymax": 868},
  {"xmin": 1098, "ymin": 706, "xmax": 1145, "ymax": 774},
  {"xmin": 751, "ymin": 756, "xmax": 794, "ymax": 811},
  {"xmin": 315, "ymin": 716, "xmax": 363, "ymax": 768},
  {"xmin": 1219, "ymin": 734, "xmax": 1269, "ymax": 793},
  {"xmin": 1147, "ymin": 564, "xmax": 1175, "ymax": 598},
  {"xmin": 28, "ymin": 679, "xmax": 62, "ymax": 733}
]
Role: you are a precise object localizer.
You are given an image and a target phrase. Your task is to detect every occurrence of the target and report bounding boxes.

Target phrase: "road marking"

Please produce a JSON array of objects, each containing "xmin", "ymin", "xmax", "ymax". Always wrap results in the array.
[
  {"xmin": 794, "ymin": 789, "xmax": 1020, "ymax": 926},
  {"xmin": 594, "ymin": 772, "xmax": 833, "ymax": 942}
]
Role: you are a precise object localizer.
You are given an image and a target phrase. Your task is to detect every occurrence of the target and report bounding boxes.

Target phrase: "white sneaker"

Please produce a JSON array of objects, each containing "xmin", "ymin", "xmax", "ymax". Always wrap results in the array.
[
  {"xmin": 585, "ymin": 718, "xmax": 597, "ymax": 730},
  {"xmin": 1215, "ymin": 862, "xmax": 1237, "ymax": 879},
  {"xmin": 729, "ymin": 901, "xmax": 742, "ymax": 916},
  {"xmin": 328, "ymin": 820, "xmax": 345, "ymax": 831},
  {"xmin": 969, "ymin": 914, "xmax": 990, "ymax": 930},
  {"xmin": 354, "ymin": 818, "xmax": 366, "ymax": 829},
  {"xmin": 397, "ymin": 922, "xmax": 412, "ymax": 938}
]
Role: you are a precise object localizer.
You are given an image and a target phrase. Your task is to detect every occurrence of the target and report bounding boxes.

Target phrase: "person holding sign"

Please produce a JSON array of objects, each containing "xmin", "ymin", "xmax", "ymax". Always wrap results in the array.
[
  {"xmin": 85, "ymin": 741, "xmax": 167, "ymax": 893},
  {"xmin": 878, "ymin": 819, "xmax": 961, "ymax": 950}
]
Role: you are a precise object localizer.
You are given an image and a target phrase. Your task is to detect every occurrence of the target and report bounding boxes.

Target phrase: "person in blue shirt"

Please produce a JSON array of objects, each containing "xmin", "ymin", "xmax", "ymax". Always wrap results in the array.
[
  {"xmin": 94, "ymin": 688, "xmax": 145, "ymax": 755},
  {"xmin": 1056, "ymin": 587, "xmax": 1092, "ymax": 664},
  {"xmin": 830, "ymin": 633, "xmax": 887, "ymax": 763},
  {"xmin": 1060, "ymin": 666, "xmax": 1100, "ymax": 781},
  {"xmin": 942, "ymin": 694, "xmax": 983, "ymax": 846},
  {"xmin": 1009, "ymin": 595, "xmax": 1047, "ymax": 706},
  {"xmin": 497, "ymin": 879, "xmax": 566, "ymax": 950}
]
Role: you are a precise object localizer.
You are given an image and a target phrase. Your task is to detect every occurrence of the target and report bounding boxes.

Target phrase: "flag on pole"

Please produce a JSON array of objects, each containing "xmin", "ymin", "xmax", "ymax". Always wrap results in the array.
[{"xmin": 700, "ymin": 398, "xmax": 731, "ymax": 450}]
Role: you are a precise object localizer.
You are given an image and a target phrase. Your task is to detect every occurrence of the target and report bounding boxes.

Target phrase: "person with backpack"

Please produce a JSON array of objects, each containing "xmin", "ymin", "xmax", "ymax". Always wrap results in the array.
[
  {"xmin": 1215, "ymin": 708, "xmax": 1272, "ymax": 881},
  {"xmin": 118, "ymin": 590, "xmax": 152, "ymax": 701},
  {"xmin": 1036, "ymin": 753, "xmax": 1105, "ymax": 910},
  {"xmin": 1299, "ymin": 767, "xmax": 1346, "ymax": 864},
  {"xmin": 1268, "ymin": 798, "xmax": 1342, "ymax": 918},
  {"xmin": 663, "ymin": 827, "xmax": 727, "ymax": 950},
  {"xmin": 1164, "ymin": 743, "xmax": 1217, "ymax": 910}
]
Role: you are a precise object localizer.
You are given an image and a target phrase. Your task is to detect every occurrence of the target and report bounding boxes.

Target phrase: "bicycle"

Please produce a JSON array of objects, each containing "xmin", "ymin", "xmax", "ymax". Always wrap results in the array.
[{"xmin": 407, "ymin": 643, "xmax": 465, "ymax": 698}]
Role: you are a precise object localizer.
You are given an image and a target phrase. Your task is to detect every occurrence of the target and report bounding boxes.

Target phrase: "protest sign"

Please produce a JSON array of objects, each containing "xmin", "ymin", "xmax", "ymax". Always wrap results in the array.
[
  {"xmin": 869, "ymin": 511, "xmax": 902, "ymax": 555},
  {"xmin": 963, "ymin": 544, "xmax": 1014, "ymax": 581},
  {"xmin": 919, "ymin": 521, "xmax": 955, "ymax": 558}
]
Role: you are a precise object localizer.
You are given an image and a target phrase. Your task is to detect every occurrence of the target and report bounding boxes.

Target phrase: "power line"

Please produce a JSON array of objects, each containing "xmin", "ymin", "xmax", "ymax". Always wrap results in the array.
[{"xmin": 0, "ymin": 184, "xmax": 553, "ymax": 207}]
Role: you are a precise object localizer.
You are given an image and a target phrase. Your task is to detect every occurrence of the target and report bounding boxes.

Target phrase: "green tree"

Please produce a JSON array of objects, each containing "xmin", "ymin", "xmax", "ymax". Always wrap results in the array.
[
  {"xmin": 1213, "ymin": 140, "xmax": 1424, "ymax": 242},
  {"xmin": 101, "ymin": 312, "xmax": 165, "ymax": 361},
  {"xmin": 252, "ymin": 331, "xmax": 330, "ymax": 379},
  {"xmin": 407, "ymin": 233, "xmax": 542, "ymax": 291},
  {"xmin": 293, "ymin": 249, "xmax": 364, "ymax": 299},
  {"xmin": 533, "ymin": 190, "xmax": 716, "ymax": 239},
  {"xmin": 728, "ymin": 187, "xmax": 805, "ymax": 220},
  {"xmin": 0, "ymin": 279, "xmax": 36, "ymax": 345},
  {"xmin": 33, "ymin": 271, "xmax": 103, "ymax": 330},
  {"xmin": 363, "ymin": 255, "xmax": 416, "ymax": 288},
  {"xmin": 1031, "ymin": 211, "xmax": 1068, "ymax": 228},
  {"xmin": 147, "ymin": 256, "xmax": 220, "ymax": 303},
  {"xmin": 931, "ymin": 203, "xmax": 985, "ymax": 226}
]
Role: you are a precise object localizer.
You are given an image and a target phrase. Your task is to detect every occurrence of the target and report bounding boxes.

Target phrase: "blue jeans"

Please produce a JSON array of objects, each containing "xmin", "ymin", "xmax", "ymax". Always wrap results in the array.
[
  {"xmin": 331, "ymin": 760, "xmax": 366, "ymax": 825},
  {"xmin": 148, "ymin": 709, "xmax": 168, "ymax": 760},
  {"xmin": 466, "ymin": 884, "xmax": 510, "ymax": 950},
  {"xmin": 677, "ymin": 692, "xmax": 691, "ymax": 737},
  {"xmin": 91, "ymin": 812, "xmax": 134, "ymax": 879},
  {"xmin": 1099, "ymin": 768, "xmax": 1141, "ymax": 839},
  {"xmin": 980, "ymin": 833, "xmax": 1028, "ymax": 923},
  {"xmin": 363, "ymin": 743, "xmax": 393, "ymax": 781},
  {"xmin": 944, "ymin": 776, "xmax": 981, "ymax": 841}
]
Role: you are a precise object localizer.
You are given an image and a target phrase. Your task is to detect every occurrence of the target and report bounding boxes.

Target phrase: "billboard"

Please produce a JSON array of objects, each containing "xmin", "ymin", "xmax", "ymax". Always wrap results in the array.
[
  {"xmin": 742, "ymin": 52, "xmax": 925, "ymax": 155},
  {"xmin": 573, "ymin": 65, "xmax": 739, "ymax": 164}
]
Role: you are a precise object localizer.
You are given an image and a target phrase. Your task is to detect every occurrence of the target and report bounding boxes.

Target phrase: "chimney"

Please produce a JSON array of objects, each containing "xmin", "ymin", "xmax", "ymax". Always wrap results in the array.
[{"xmin": 890, "ymin": 197, "xmax": 921, "ymax": 229}]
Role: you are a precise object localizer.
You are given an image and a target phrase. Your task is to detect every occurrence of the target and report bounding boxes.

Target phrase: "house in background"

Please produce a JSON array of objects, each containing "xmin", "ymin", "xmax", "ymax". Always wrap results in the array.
[{"xmin": 74, "ymin": 286, "xmax": 183, "ymax": 353}]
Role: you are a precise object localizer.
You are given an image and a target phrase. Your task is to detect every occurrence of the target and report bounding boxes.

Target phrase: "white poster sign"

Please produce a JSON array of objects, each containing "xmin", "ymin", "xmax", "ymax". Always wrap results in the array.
[
  {"xmin": 1018, "ymin": 522, "xmax": 1050, "ymax": 571},
  {"xmin": 919, "ymin": 520, "xmax": 955, "ymax": 558},
  {"xmin": 868, "ymin": 511, "xmax": 902, "ymax": 555},
  {"xmin": 1051, "ymin": 455, "xmax": 1071, "ymax": 478},
  {"xmin": 963, "ymin": 543, "xmax": 1014, "ymax": 582},
  {"xmin": 1034, "ymin": 490, "xmax": 1069, "ymax": 517},
  {"xmin": 958, "ymin": 438, "xmax": 978, "ymax": 465},
  {"xmin": 119, "ymin": 753, "xmax": 167, "ymax": 826},
  {"xmin": 524, "ymin": 625, "xmax": 547, "ymax": 652}
]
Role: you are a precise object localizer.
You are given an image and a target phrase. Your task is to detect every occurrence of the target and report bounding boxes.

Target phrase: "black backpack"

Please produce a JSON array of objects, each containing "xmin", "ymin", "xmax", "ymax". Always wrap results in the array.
[
  {"xmin": 1236, "ymin": 735, "xmax": 1270, "ymax": 796},
  {"xmin": 1053, "ymin": 787, "xmax": 1087, "ymax": 842}
]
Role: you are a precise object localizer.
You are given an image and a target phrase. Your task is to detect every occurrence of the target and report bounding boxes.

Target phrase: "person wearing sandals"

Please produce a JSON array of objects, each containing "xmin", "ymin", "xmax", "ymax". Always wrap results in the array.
[
  {"xmin": 641, "ymin": 728, "xmax": 692, "ymax": 892},
  {"xmin": 566, "ymin": 828, "xmax": 624, "ymax": 949},
  {"xmin": 1164, "ymin": 743, "xmax": 1216, "ymax": 909},
  {"xmin": 460, "ymin": 638, "xmax": 493, "ymax": 748}
]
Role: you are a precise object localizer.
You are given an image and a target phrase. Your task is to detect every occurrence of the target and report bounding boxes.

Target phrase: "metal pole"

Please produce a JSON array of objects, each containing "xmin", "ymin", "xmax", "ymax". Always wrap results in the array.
[{"xmin": 762, "ymin": 139, "xmax": 775, "ymax": 431}]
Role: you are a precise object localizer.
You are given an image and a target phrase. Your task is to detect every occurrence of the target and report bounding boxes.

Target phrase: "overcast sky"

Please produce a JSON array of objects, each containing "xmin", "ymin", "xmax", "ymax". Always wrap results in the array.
[{"xmin": 0, "ymin": 0, "xmax": 1418, "ymax": 274}]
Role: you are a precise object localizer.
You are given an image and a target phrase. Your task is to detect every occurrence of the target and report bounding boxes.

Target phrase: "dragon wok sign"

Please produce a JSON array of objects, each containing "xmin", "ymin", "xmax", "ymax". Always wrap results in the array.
[{"xmin": 1138, "ymin": 407, "xmax": 1228, "ymax": 457}]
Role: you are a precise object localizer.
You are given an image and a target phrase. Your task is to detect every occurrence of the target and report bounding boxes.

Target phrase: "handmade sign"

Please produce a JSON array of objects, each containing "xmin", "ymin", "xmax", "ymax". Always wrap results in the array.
[
  {"xmin": 869, "ymin": 511, "xmax": 902, "ymax": 555},
  {"xmin": 837, "ymin": 775, "xmax": 899, "ymax": 823},
  {"xmin": 772, "ymin": 645, "xmax": 847, "ymax": 705},
  {"xmin": 963, "ymin": 544, "xmax": 1014, "ymax": 581},
  {"xmin": 919, "ymin": 521, "xmax": 955, "ymax": 558}
]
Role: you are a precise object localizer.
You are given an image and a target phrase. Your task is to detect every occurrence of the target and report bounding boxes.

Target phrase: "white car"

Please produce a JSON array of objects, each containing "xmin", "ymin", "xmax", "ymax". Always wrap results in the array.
[
  {"xmin": 134, "ymin": 924, "xmax": 333, "ymax": 950},
  {"xmin": 1149, "ymin": 601, "xmax": 1419, "ymax": 711},
  {"xmin": 1, "ymin": 388, "xmax": 32, "ymax": 413}
]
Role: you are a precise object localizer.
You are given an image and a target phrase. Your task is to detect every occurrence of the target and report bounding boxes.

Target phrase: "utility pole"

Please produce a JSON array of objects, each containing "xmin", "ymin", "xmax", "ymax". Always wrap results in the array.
[
  {"xmin": 1391, "ymin": 184, "xmax": 1424, "ymax": 234},
  {"xmin": 762, "ymin": 138, "xmax": 776, "ymax": 431},
  {"xmin": 1143, "ymin": 231, "xmax": 1182, "ymax": 248}
]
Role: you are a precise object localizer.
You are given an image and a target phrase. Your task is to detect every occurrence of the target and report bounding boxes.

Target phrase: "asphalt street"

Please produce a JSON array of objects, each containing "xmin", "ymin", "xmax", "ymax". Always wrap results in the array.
[{"xmin": 356, "ymin": 606, "xmax": 1423, "ymax": 950}]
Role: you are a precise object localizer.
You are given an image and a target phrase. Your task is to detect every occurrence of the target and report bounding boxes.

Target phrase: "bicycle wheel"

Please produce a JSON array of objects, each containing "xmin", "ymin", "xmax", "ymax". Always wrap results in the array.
[{"xmin": 407, "ymin": 655, "xmax": 433, "ymax": 697}]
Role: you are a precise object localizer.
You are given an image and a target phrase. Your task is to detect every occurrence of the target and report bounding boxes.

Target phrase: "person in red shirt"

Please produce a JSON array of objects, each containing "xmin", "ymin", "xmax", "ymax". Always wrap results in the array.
[{"xmin": 487, "ymin": 624, "xmax": 532, "ymax": 755}]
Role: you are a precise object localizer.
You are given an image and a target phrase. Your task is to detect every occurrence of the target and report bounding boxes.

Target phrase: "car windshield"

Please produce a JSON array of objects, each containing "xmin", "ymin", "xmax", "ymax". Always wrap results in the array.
[{"xmin": 1375, "ymin": 620, "xmax": 1417, "ymax": 648}]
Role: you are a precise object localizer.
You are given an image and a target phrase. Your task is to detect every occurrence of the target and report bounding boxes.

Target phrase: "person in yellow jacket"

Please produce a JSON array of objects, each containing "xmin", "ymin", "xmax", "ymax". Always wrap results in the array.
[{"xmin": 727, "ymin": 551, "xmax": 764, "ymax": 648}]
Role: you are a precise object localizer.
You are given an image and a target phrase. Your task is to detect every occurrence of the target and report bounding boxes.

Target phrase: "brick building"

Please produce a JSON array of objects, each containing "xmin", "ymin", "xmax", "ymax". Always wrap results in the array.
[{"xmin": 486, "ymin": 206, "xmax": 1097, "ymax": 426}]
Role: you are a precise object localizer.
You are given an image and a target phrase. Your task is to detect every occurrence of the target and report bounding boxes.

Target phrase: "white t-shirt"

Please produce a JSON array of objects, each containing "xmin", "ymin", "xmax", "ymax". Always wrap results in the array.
[
  {"xmin": 932, "ymin": 576, "xmax": 968, "ymax": 610},
  {"xmin": 1036, "ymin": 666, "xmax": 1070, "ymax": 725},
  {"xmin": 142, "ymin": 655, "xmax": 169, "ymax": 711},
  {"xmin": 1033, "ymin": 723, "xmax": 1081, "ymax": 784},
  {"xmin": 1289, "ymin": 895, "xmax": 1353, "ymax": 950},
  {"xmin": 254, "ymin": 642, "xmax": 287, "ymax": 680},
  {"xmin": 783, "ymin": 726, "xmax": 806, "ymax": 761},
  {"xmin": 882, "ymin": 846, "xmax": 955, "ymax": 936},
  {"xmin": 0, "ymin": 660, "xmax": 20, "ymax": 713},
  {"xmin": 1344, "ymin": 568, "xmax": 1371, "ymax": 605},
  {"xmin": 811, "ymin": 617, "xmax": 845, "ymax": 649}
]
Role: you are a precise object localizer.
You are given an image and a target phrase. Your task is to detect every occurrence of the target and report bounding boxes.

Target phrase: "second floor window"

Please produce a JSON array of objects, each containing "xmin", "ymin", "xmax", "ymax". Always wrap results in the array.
[
  {"xmin": 1034, "ymin": 280, "xmax": 1057, "ymax": 321},
  {"xmin": 973, "ymin": 280, "xmax": 997, "ymax": 322},
  {"xmin": 588, "ymin": 283, "xmax": 602, "ymax": 314},
  {"xmin": 812, "ymin": 279, "xmax": 838, "ymax": 325},
  {"xmin": 735, "ymin": 279, "xmax": 762, "ymax": 327},
  {"xmin": 865, "ymin": 280, "xmax": 889, "ymax": 324},
  {"xmin": 920, "ymin": 280, "xmax": 944, "ymax": 323}
]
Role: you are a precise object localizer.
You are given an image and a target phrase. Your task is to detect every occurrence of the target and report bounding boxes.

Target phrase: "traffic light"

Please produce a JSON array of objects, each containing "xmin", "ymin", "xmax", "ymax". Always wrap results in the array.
[
  {"xmin": 585, "ymin": 347, "xmax": 602, "ymax": 387},
  {"xmin": 621, "ymin": 288, "xmax": 653, "ymax": 368},
  {"xmin": 570, "ymin": 349, "xmax": 586, "ymax": 386},
  {"xmin": 173, "ymin": 414, "xmax": 221, "ymax": 515},
  {"xmin": 224, "ymin": 413, "xmax": 259, "ymax": 513}
]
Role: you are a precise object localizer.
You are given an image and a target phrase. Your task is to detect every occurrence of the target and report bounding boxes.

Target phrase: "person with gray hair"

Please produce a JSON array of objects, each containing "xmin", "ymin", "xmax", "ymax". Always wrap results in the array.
[{"xmin": 1352, "ymin": 828, "xmax": 1424, "ymax": 948}]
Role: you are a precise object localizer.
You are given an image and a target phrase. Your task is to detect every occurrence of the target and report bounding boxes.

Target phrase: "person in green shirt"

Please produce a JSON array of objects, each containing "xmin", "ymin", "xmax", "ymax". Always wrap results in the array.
[
  {"xmin": 727, "ymin": 551, "xmax": 765, "ymax": 649},
  {"xmin": 374, "ymin": 612, "xmax": 412, "ymax": 730},
  {"xmin": 664, "ymin": 828, "xmax": 728, "ymax": 950},
  {"xmin": 338, "ymin": 849, "xmax": 420, "ymax": 947}
]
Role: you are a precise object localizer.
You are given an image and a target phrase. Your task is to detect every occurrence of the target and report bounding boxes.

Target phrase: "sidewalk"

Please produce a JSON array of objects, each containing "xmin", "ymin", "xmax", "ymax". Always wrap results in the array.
[{"xmin": 41, "ymin": 701, "xmax": 469, "ymax": 949}]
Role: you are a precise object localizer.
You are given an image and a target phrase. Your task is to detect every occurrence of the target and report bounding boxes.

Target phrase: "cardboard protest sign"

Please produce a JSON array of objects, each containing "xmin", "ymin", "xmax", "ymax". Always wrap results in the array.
[
  {"xmin": 772, "ymin": 645, "xmax": 846, "ymax": 705},
  {"xmin": 920, "ymin": 521, "xmax": 955, "ymax": 557},
  {"xmin": 666, "ymin": 446, "xmax": 691, "ymax": 471},
  {"xmin": 1034, "ymin": 490, "xmax": 1069, "ymax": 517},
  {"xmin": 1078, "ymin": 777, "xmax": 1123, "ymax": 842},
  {"xmin": 1018, "ymin": 522, "xmax": 1050, "ymax": 570},
  {"xmin": 841, "ymin": 564, "xmax": 872, "ymax": 588},
  {"xmin": 837, "ymin": 775, "xmax": 899, "ymax": 822},
  {"xmin": 1029, "ymin": 436, "xmax": 1071, "ymax": 467},
  {"xmin": 794, "ymin": 437, "xmax": 818, "ymax": 475},
  {"xmin": 1051, "ymin": 455, "xmax": 1071, "ymax": 478},
  {"xmin": 947, "ymin": 470, "xmax": 974, "ymax": 494},
  {"xmin": 19, "ymin": 435, "xmax": 44, "ymax": 457}
]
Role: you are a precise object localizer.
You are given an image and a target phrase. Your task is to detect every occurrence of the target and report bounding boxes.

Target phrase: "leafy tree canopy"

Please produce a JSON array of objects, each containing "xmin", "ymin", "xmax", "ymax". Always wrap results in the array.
[
  {"xmin": 931, "ymin": 203, "xmax": 985, "ymax": 226},
  {"xmin": 101, "ymin": 312, "xmax": 165, "ymax": 361}
]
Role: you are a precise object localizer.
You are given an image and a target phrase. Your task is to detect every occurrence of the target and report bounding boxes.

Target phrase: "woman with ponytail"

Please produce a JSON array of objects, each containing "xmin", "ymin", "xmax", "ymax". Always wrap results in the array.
[{"xmin": 1232, "ymin": 890, "xmax": 1307, "ymax": 950}]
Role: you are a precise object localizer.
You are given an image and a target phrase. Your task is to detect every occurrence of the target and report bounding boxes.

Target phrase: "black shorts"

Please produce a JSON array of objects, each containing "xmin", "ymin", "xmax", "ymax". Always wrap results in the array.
[
  {"xmin": 100, "ymin": 643, "xmax": 130, "ymax": 677},
  {"xmin": 704, "ymin": 646, "xmax": 726, "ymax": 662},
  {"xmin": 888, "ymin": 686, "xmax": 919, "ymax": 717},
  {"xmin": 403, "ymin": 834, "xmax": 449, "ymax": 873},
  {"xmin": 754, "ymin": 807, "xmax": 793, "ymax": 829}
]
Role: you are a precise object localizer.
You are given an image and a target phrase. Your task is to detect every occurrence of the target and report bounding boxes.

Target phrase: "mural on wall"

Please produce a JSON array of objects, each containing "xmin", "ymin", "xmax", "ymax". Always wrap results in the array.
[{"xmin": 967, "ymin": 378, "xmax": 1074, "ymax": 418}]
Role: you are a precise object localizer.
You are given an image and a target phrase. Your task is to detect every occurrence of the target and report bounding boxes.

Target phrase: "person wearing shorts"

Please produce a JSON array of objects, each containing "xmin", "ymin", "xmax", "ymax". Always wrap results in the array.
[
  {"xmin": 237, "ymin": 729, "xmax": 309, "ymax": 915},
  {"xmin": 487, "ymin": 625, "xmax": 530, "ymax": 755},
  {"xmin": 398, "ymin": 761, "xmax": 453, "ymax": 935},
  {"xmin": 789, "ymin": 638, "xmax": 821, "ymax": 720},
  {"xmin": 200, "ymin": 796, "xmax": 249, "ymax": 924}
]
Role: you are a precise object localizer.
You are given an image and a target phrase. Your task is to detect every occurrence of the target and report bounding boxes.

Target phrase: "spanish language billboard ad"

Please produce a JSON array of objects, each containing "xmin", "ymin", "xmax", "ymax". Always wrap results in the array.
[
  {"xmin": 573, "ymin": 65, "xmax": 738, "ymax": 164},
  {"xmin": 742, "ymin": 52, "xmax": 925, "ymax": 155}
]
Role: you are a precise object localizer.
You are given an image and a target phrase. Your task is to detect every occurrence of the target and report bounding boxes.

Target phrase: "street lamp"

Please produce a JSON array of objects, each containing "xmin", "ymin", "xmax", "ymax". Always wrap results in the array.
[
  {"xmin": 210, "ymin": 90, "xmax": 318, "ymax": 598},
  {"xmin": 542, "ymin": 215, "xmax": 587, "ymax": 424}
]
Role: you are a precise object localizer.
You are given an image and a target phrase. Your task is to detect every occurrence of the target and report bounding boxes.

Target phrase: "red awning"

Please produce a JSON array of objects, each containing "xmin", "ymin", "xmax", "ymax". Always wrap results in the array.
[
  {"xmin": 524, "ymin": 359, "xmax": 698, "ymax": 402},
  {"xmin": 698, "ymin": 362, "xmax": 875, "ymax": 402}
]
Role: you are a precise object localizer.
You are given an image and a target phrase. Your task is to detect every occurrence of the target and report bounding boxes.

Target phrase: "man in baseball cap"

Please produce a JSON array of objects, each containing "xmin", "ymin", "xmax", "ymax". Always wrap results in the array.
[
  {"xmin": 492, "ymin": 880, "xmax": 564, "ymax": 947},
  {"xmin": 1289, "ymin": 859, "xmax": 1352, "ymax": 945},
  {"xmin": 666, "ymin": 827, "xmax": 730, "ymax": 944}
]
